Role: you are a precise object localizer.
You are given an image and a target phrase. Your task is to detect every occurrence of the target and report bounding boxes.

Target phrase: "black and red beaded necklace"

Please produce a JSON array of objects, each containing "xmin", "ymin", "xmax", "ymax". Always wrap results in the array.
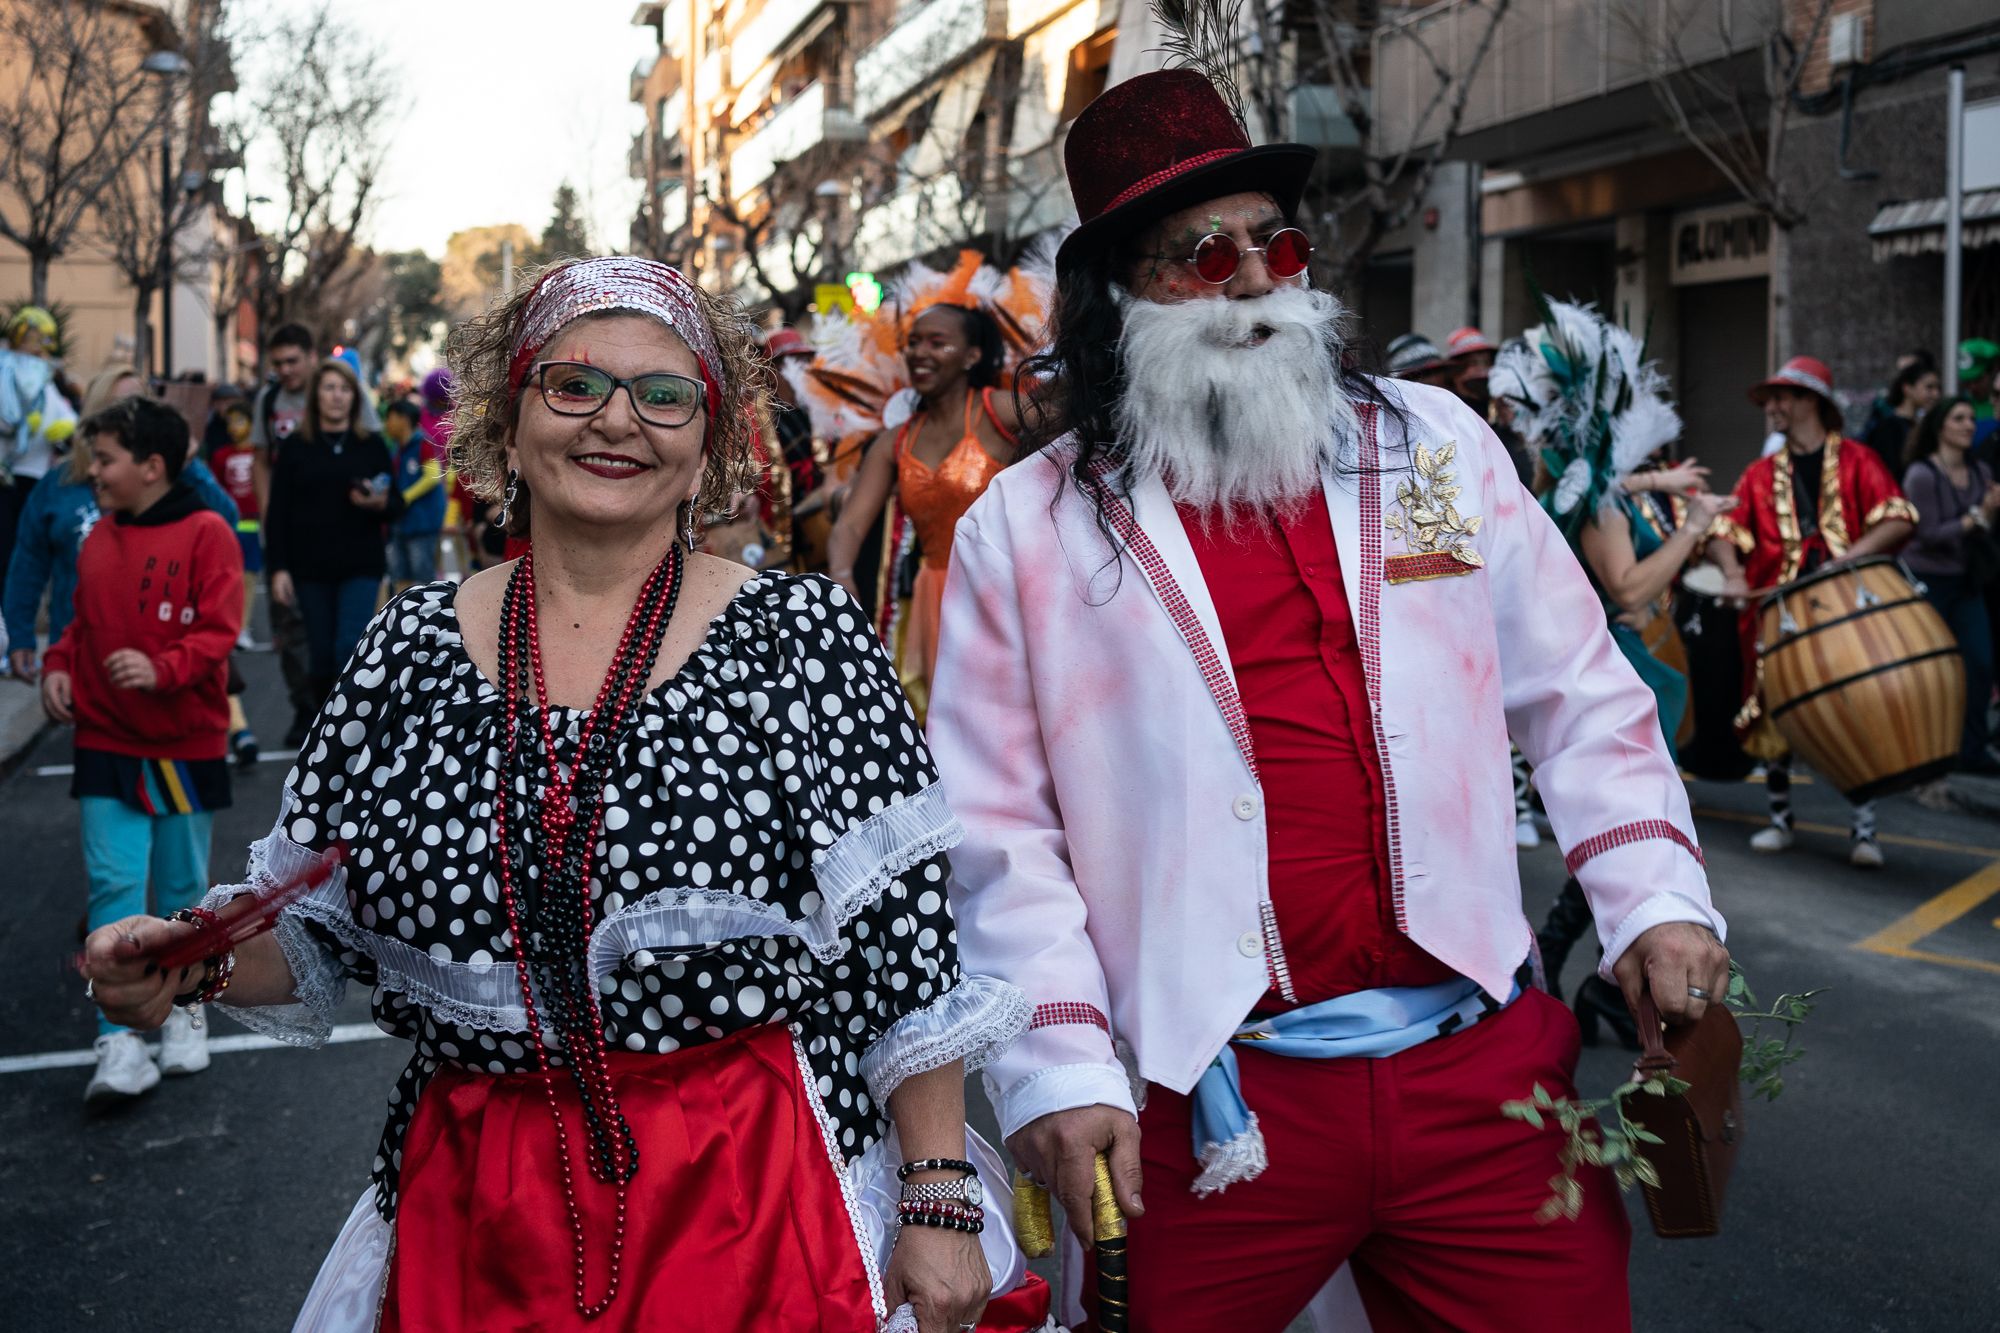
[{"xmin": 491, "ymin": 541, "xmax": 683, "ymax": 1318}]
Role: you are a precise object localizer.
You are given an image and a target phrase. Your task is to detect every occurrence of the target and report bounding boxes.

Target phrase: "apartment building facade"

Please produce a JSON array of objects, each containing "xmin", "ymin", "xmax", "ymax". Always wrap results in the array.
[
  {"xmin": 1374, "ymin": 0, "xmax": 2000, "ymax": 479},
  {"xmin": 0, "ymin": 0, "xmax": 244, "ymax": 381},
  {"xmin": 628, "ymin": 0, "xmax": 1120, "ymax": 307}
]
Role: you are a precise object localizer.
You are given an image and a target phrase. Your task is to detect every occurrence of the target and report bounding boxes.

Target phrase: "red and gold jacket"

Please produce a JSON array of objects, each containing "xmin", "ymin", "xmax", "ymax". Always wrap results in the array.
[
  {"xmin": 1713, "ymin": 435, "xmax": 1917, "ymax": 589},
  {"xmin": 1713, "ymin": 436, "xmax": 1918, "ymax": 732}
]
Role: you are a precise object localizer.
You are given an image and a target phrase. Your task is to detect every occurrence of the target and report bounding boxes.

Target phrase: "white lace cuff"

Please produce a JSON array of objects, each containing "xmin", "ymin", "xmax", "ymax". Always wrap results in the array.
[
  {"xmin": 804, "ymin": 781, "xmax": 962, "ymax": 961},
  {"xmin": 859, "ymin": 974, "xmax": 1029, "ymax": 1106},
  {"xmin": 201, "ymin": 819, "xmax": 353, "ymax": 1047}
]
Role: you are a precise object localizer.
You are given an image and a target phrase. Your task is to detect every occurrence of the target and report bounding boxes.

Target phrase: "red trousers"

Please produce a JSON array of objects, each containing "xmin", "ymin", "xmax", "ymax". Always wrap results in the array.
[{"xmin": 1121, "ymin": 989, "xmax": 1630, "ymax": 1332}]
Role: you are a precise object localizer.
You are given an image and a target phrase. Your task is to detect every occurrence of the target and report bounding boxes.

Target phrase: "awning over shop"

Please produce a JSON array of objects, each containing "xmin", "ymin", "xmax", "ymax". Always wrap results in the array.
[{"xmin": 1868, "ymin": 189, "xmax": 2000, "ymax": 261}]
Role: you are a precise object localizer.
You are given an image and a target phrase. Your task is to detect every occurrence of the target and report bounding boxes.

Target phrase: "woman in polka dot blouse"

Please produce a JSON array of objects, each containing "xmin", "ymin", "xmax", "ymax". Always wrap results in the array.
[{"xmin": 81, "ymin": 259, "xmax": 1036, "ymax": 1333}]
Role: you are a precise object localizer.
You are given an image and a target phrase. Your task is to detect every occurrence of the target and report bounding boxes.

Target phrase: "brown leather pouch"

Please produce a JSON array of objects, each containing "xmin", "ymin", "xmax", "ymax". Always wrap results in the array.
[{"xmin": 1628, "ymin": 990, "xmax": 1743, "ymax": 1238}]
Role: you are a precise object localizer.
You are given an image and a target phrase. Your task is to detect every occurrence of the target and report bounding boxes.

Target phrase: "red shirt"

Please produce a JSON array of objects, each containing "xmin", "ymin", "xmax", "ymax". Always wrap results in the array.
[
  {"xmin": 44, "ymin": 487, "xmax": 243, "ymax": 761},
  {"xmin": 1179, "ymin": 495, "xmax": 1455, "ymax": 1009},
  {"xmin": 211, "ymin": 442, "xmax": 259, "ymax": 521}
]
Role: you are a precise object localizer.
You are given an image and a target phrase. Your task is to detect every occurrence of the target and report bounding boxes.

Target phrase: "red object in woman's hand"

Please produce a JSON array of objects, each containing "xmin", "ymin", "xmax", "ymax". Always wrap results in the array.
[{"xmin": 98, "ymin": 845, "xmax": 346, "ymax": 974}]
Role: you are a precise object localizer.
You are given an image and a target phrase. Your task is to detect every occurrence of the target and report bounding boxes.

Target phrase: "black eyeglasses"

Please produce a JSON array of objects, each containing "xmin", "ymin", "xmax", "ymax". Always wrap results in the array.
[{"xmin": 532, "ymin": 361, "xmax": 706, "ymax": 428}]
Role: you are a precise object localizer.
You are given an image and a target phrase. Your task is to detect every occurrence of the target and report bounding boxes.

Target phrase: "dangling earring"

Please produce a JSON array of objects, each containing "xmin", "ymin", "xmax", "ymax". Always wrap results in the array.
[
  {"xmin": 497, "ymin": 469, "xmax": 520, "ymax": 527},
  {"xmin": 680, "ymin": 491, "xmax": 700, "ymax": 551}
]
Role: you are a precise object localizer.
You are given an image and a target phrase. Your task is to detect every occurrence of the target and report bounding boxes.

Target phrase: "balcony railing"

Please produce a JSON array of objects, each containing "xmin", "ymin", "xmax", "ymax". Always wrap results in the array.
[
  {"xmin": 851, "ymin": 172, "xmax": 983, "ymax": 270},
  {"xmin": 1371, "ymin": 0, "xmax": 1763, "ymax": 156},
  {"xmin": 631, "ymin": 51, "xmax": 659, "ymax": 102},
  {"xmin": 730, "ymin": 0, "xmax": 826, "ymax": 87},
  {"xmin": 727, "ymin": 81, "xmax": 867, "ymax": 204},
  {"xmin": 658, "ymin": 177, "xmax": 688, "ymax": 237},
  {"xmin": 696, "ymin": 48, "xmax": 723, "ymax": 110},
  {"xmin": 854, "ymin": 0, "xmax": 999, "ymax": 121}
]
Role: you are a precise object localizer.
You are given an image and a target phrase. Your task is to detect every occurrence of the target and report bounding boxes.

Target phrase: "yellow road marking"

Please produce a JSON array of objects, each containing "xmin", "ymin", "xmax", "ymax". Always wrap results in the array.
[
  {"xmin": 1854, "ymin": 861, "xmax": 2000, "ymax": 976},
  {"xmin": 1693, "ymin": 806, "xmax": 2000, "ymax": 859}
]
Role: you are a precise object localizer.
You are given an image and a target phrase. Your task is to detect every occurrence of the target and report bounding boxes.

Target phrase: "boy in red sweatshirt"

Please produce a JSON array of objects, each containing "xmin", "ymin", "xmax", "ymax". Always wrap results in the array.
[{"xmin": 42, "ymin": 397, "xmax": 243, "ymax": 1105}]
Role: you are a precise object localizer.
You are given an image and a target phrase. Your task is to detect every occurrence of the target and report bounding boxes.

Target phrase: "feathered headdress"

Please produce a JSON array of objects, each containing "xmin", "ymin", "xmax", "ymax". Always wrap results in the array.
[
  {"xmin": 784, "ymin": 241, "xmax": 1059, "ymax": 443},
  {"xmin": 1491, "ymin": 293, "xmax": 1681, "ymax": 535}
]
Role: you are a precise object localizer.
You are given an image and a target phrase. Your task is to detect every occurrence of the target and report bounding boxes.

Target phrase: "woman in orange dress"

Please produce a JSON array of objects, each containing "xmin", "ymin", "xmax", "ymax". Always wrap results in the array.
[{"xmin": 829, "ymin": 304, "xmax": 1019, "ymax": 720}]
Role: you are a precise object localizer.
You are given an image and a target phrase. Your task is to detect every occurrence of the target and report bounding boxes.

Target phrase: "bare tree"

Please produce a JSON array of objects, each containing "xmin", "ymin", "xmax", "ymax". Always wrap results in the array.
[
  {"xmin": 1629, "ymin": 0, "xmax": 1834, "ymax": 230},
  {"xmin": 88, "ymin": 0, "xmax": 238, "ymax": 372},
  {"xmin": 1620, "ymin": 0, "xmax": 1834, "ymax": 367},
  {"xmin": 0, "ymin": 0, "xmax": 180, "ymax": 304},
  {"xmin": 222, "ymin": 1, "xmax": 393, "ymax": 336},
  {"xmin": 1211, "ymin": 0, "xmax": 1512, "ymax": 288}
]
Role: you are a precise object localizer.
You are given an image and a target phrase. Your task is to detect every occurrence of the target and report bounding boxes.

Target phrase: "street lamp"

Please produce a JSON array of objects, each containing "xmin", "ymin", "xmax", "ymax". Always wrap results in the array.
[{"xmin": 142, "ymin": 50, "xmax": 192, "ymax": 379}]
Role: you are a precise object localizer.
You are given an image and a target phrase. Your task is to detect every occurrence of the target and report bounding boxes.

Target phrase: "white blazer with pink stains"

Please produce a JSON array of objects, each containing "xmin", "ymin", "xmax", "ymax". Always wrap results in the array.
[{"xmin": 926, "ymin": 380, "xmax": 1725, "ymax": 1137}]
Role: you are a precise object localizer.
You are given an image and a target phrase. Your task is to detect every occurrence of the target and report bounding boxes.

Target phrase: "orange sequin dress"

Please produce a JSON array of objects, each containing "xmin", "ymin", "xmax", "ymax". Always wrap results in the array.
[{"xmin": 894, "ymin": 389, "xmax": 1013, "ymax": 718}]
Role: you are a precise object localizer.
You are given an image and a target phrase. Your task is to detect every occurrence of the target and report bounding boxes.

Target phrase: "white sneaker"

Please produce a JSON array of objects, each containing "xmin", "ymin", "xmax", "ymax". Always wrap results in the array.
[
  {"xmin": 1749, "ymin": 824, "xmax": 1795, "ymax": 853},
  {"xmin": 235, "ymin": 628, "xmax": 256, "ymax": 651},
  {"xmin": 1850, "ymin": 838, "xmax": 1885, "ymax": 869},
  {"xmin": 1514, "ymin": 817, "xmax": 1541, "ymax": 849},
  {"xmin": 84, "ymin": 1032, "xmax": 161, "ymax": 1104},
  {"xmin": 158, "ymin": 1005, "xmax": 211, "ymax": 1075}
]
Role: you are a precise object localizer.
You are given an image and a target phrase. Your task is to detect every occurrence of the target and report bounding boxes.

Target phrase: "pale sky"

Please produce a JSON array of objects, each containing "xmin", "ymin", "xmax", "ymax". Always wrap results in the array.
[{"xmin": 233, "ymin": 0, "xmax": 654, "ymax": 258}]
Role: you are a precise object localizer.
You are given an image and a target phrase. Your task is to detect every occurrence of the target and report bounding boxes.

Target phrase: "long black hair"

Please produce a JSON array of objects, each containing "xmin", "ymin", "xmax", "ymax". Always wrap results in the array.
[
  {"xmin": 1020, "ymin": 238, "xmax": 1413, "ymax": 557},
  {"xmin": 1906, "ymin": 394, "xmax": 1974, "ymax": 469},
  {"xmin": 1886, "ymin": 352, "xmax": 1938, "ymax": 410},
  {"xmin": 915, "ymin": 303, "xmax": 1006, "ymax": 390}
]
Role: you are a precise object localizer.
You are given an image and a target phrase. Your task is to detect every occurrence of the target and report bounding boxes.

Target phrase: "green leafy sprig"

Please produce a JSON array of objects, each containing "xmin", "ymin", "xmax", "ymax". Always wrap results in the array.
[{"xmin": 1501, "ymin": 964, "xmax": 1823, "ymax": 1222}]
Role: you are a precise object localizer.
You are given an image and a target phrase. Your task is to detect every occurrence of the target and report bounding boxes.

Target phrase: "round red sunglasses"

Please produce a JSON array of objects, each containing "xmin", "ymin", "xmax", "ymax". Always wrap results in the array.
[{"xmin": 1170, "ymin": 227, "xmax": 1314, "ymax": 284}]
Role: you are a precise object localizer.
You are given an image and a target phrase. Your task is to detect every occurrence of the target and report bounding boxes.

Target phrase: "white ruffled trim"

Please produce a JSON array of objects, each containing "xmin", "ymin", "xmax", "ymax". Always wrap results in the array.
[
  {"xmin": 202, "ymin": 818, "xmax": 353, "ymax": 1047},
  {"xmin": 806, "ymin": 780, "xmax": 963, "ymax": 959},
  {"xmin": 1192, "ymin": 1115, "xmax": 1269, "ymax": 1196},
  {"xmin": 793, "ymin": 1030, "xmax": 887, "ymax": 1324},
  {"xmin": 859, "ymin": 974, "xmax": 1030, "ymax": 1106},
  {"xmin": 210, "ymin": 778, "xmax": 964, "ymax": 1039},
  {"xmin": 589, "ymin": 886, "xmax": 818, "ymax": 978}
]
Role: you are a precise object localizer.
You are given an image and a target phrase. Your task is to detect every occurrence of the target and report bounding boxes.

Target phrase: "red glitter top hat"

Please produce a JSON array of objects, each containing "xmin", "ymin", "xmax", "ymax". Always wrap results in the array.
[{"xmin": 1058, "ymin": 69, "xmax": 1316, "ymax": 268}]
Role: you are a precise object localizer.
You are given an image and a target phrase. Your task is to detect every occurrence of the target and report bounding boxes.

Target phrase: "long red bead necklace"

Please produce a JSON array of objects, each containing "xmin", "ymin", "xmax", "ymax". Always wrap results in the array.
[{"xmin": 491, "ymin": 543, "xmax": 682, "ymax": 1317}]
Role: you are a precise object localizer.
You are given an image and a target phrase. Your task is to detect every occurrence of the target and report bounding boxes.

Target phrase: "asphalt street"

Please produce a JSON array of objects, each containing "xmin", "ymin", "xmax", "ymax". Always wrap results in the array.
[{"xmin": 1, "ymin": 617, "xmax": 1996, "ymax": 1331}]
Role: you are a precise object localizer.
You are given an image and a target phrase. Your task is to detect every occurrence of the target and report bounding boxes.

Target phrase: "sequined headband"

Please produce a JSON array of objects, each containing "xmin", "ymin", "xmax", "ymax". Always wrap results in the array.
[{"xmin": 506, "ymin": 257, "xmax": 723, "ymax": 406}]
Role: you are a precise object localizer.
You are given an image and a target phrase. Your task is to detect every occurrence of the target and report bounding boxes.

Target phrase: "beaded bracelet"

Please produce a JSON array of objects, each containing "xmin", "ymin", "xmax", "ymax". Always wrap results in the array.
[
  {"xmin": 167, "ymin": 907, "xmax": 237, "ymax": 1007},
  {"xmin": 896, "ymin": 1201, "xmax": 985, "ymax": 1234},
  {"xmin": 897, "ymin": 1157, "xmax": 975, "ymax": 1180}
]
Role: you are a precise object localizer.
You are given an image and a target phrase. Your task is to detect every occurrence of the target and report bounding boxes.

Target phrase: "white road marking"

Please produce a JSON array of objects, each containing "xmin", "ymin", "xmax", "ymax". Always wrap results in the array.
[
  {"xmin": 0, "ymin": 1021, "xmax": 391, "ymax": 1075},
  {"xmin": 31, "ymin": 749, "xmax": 298, "ymax": 778}
]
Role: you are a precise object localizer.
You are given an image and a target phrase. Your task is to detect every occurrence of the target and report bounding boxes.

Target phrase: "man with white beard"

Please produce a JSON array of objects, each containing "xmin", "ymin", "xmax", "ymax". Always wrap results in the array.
[{"xmin": 926, "ymin": 69, "xmax": 1729, "ymax": 1331}]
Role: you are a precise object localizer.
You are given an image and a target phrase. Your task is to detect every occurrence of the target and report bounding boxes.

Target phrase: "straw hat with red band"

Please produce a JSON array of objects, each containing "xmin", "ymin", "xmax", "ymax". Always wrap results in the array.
[
  {"xmin": 1748, "ymin": 355, "xmax": 1836, "ymax": 408},
  {"xmin": 762, "ymin": 327, "xmax": 812, "ymax": 361},
  {"xmin": 1058, "ymin": 69, "xmax": 1317, "ymax": 268},
  {"xmin": 1444, "ymin": 326, "xmax": 1498, "ymax": 360}
]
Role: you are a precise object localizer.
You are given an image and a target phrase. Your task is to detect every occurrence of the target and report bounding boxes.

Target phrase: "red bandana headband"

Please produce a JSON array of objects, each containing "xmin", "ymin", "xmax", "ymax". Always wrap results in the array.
[{"xmin": 506, "ymin": 257, "xmax": 724, "ymax": 410}]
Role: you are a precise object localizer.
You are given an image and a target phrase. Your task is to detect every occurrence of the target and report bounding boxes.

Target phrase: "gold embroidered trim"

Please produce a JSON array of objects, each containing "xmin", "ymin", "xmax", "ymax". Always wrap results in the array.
[
  {"xmin": 1866, "ymin": 497, "xmax": 1919, "ymax": 528},
  {"xmin": 1772, "ymin": 450, "xmax": 1804, "ymax": 583},
  {"xmin": 1820, "ymin": 435, "xmax": 1850, "ymax": 556},
  {"xmin": 1711, "ymin": 515, "xmax": 1755, "ymax": 553}
]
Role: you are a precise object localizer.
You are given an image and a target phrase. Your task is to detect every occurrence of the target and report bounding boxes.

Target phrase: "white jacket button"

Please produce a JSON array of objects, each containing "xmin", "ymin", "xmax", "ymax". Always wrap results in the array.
[
  {"xmin": 1237, "ymin": 931, "xmax": 1262, "ymax": 958},
  {"xmin": 1233, "ymin": 794, "xmax": 1258, "ymax": 820}
]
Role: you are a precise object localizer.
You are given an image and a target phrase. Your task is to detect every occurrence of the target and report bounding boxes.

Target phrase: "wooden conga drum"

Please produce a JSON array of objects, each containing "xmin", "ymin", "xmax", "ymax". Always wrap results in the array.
[{"xmin": 1757, "ymin": 557, "xmax": 1963, "ymax": 800}]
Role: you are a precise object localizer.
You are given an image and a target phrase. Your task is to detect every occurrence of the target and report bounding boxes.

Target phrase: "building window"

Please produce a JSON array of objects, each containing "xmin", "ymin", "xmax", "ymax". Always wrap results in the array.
[{"xmin": 1062, "ymin": 29, "xmax": 1116, "ymax": 123}]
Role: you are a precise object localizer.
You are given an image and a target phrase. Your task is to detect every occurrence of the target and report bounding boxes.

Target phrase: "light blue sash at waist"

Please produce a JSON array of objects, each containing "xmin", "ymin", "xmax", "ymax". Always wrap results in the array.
[{"xmin": 1187, "ymin": 975, "xmax": 1517, "ymax": 1195}]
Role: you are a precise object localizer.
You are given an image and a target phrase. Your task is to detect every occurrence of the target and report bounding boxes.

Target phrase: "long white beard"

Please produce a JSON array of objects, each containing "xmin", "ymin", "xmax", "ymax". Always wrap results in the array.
[{"xmin": 1114, "ymin": 284, "xmax": 1357, "ymax": 513}]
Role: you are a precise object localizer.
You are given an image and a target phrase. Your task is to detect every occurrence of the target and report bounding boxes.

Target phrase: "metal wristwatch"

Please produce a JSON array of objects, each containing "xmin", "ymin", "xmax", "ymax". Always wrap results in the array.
[{"xmin": 899, "ymin": 1174, "xmax": 985, "ymax": 1208}]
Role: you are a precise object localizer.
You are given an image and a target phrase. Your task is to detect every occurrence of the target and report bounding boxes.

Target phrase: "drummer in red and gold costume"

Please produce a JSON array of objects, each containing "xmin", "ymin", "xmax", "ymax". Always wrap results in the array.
[{"xmin": 1706, "ymin": 355, "xmax": 1917, "ymax": 866}]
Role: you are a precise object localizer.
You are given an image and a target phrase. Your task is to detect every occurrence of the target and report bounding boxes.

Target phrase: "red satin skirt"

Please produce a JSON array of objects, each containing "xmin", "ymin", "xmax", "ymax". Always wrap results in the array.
[{"xmin": 380, "ymin": 1025, "xmax": 878, "ymax": 1332}]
